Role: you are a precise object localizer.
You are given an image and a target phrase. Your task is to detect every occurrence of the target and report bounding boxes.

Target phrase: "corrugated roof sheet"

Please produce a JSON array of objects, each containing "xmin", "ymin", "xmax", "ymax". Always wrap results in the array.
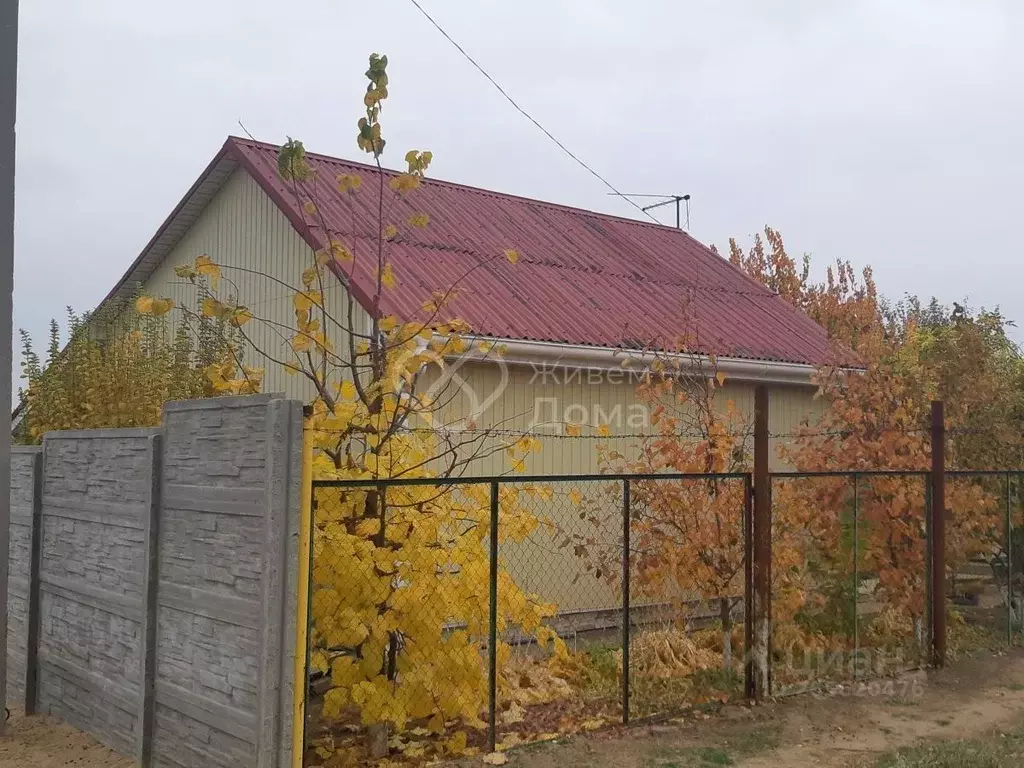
[{"xmin": 228, "ymin": 136, "xmax": 850, "ymax": 367}]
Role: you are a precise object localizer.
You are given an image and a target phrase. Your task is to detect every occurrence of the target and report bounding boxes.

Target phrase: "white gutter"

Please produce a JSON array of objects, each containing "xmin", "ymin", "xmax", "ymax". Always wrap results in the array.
[{"xmin": 451, "ymin": 336, "xmax": 824, "ymax": 387}]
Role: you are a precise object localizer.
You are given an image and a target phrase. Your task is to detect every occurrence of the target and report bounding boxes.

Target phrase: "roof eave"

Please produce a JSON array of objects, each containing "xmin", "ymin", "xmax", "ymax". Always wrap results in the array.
[{"xmin": 450, "ymin": 336, "xmax": 850, "ymax": 386}]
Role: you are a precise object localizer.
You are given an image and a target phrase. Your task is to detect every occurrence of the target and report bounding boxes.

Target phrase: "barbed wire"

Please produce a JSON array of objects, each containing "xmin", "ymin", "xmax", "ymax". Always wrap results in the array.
[{"xmin": 309, "ymin": 422, "xmax": 990, "ymax": 441}]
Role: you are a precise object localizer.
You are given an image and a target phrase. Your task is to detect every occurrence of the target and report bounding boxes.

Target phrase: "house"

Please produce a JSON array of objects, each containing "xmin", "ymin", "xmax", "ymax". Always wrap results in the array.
[{"xmin": 100, "ymin": 137, "xmax": 845, "ymax": 478}]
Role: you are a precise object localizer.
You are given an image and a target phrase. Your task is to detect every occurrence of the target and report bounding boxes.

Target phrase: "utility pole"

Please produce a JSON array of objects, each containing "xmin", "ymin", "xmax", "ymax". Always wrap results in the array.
[{"xmin": 0, "ymin": 0, "xmax": 19, "ymax": 731}]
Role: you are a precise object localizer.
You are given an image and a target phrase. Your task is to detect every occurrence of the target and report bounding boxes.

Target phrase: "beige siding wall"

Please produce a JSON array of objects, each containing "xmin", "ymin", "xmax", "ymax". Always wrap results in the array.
[
  {"xmin": 140, "ymin": 168, "xmax": 371, "ymax": 401},
  {"xmin": 422, "ymin": 362, "xmax": 825, "ymax": 611},
  {"xmin": 426, "ymin": 360, "xmax": 824, "ymax": 477}
]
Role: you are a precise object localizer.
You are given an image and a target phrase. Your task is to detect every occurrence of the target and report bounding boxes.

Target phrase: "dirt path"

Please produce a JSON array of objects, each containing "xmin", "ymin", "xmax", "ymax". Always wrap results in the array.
[
  {"xmin": 744, "ymin": 653, "xmax": 1024, "ymax": 767},
  {"xmin": 0, "ymin": 710, "xmax": 131, "ymax": 767},
  {"xmin": 492, "ymin": 649, "xmax": 1024, "ymax": 767},
  {"xmin": 1, "ymin": 650, "xmax": 1022, "ymax": 766}
]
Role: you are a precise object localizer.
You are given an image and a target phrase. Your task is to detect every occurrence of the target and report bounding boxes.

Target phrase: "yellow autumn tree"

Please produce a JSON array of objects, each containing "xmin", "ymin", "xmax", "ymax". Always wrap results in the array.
[
  {"xmin": 139, "ymin": 53, "xmax": 564, "ymax": 761},
  {"xmin": 18, "ymin": 300, "xmax": 230, "ymax": 441}
]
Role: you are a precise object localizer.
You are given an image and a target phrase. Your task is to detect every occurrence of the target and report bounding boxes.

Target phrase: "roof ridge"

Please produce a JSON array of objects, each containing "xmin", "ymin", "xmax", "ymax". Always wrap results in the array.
[{"xmin": 226, "ymin": 135, "xmax": 703, "ymax": 238}]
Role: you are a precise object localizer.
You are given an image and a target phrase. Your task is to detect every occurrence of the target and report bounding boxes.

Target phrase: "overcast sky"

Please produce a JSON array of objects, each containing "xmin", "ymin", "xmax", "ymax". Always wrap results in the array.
[{"xmin": 13, "ymin": 0, "xmax": 1024, "ymax": 388}]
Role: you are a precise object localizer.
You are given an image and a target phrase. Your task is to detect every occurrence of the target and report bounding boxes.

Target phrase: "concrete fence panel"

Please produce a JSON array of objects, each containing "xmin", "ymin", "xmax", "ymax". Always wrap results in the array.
[
  {"xmin": 36, "ymin": 428, "xmax": 159, "ymax": 756},
  {"xmin": 5, "ymin": 394, "xmax": 303, "ymax": 768},
  {"xmin": 152, "ymin": 395, "xmax": 301, "ymax": 768},
  {"xmin": 6, "ymin": 446, "xmax": 41, "ymax": 711}
]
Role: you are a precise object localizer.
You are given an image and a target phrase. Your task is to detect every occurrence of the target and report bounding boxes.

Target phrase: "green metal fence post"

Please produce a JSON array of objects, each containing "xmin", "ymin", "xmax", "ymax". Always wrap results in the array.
[
  {"xmin": 621, "ymin": 478, "xmax": 631, "ymax": 724},
  {"xmin": 488, "ymin": 481, "xmax": 499, "ymax": 754}
]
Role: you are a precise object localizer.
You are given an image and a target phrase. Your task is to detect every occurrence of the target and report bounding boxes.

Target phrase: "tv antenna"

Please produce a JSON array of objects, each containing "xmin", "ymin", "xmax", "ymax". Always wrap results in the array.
[{"xmin": 610, "ymin": 193, "xmax": 691, "ymax": 230}]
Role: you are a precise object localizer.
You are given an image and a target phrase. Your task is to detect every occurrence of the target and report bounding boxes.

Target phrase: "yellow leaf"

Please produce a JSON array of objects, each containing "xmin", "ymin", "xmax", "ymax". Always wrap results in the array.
[
  {"xmin": 596, "ymin": 424, "xmax": 611, "ymax": 437},
  {"xmin": 330, "ymin": 240, "xmax": 353, "ymax": 262},
  {"xmin": 565, "ymin": 422, "xmax": 581, "ymax": 437},
  {"xmin": 483, "ymin": 753, "xmax": 508, "ymax": 766},
  {"xmin": 568, "ymin": 489, "xmax": 583, "ymax": 506},
  {"xmin": 151, "ymin": 298, "xmax": 174, "ymax": 316},
  {"xmin": 173, "ymin": 264, "xmax": 197, "ymax": 279},
  {"xmin": 303, "ymin": 200, "xmax": 317, "ymax": 215},
  {"xmin": 715, "ymin": 371, "xmax": 727, "ymax": 387},
  {"xmin": 294, "ymin": 291, "xmax": 322, "ymax": 312},
  {"xmin": 445, "ymin": 731, "xmax": 468, "ymax": 755},
  {"xmin": 379, "ymin": 315, "xmax": 398, "ymax": 332},
  {"xmin": 504, "ymin": 249, "xmax": 519, "ymax": 264},
  {"xmin": 383, "ymin": 224, "xmax": 399, "ymax": 241},
  {"xmin": 301, "ymin": 266, "xmax": 319, "ymax": 288},
  {"xmin": 380, "ymin": 263, "xmax": 396, "ymax": 289},
  {"xmin": 230, "ymin": 306, "xmax": 253, "ymax": 327},
  {"xmin": 135, "ymin": 295, "xmax": 174, "ymax": 317},
  {"xmin": 336, "ymin": 173, "xmax": 362, "ymax": 193},
  {"xmin": 201, "ymin": 297, "xmax": 226, "ymax": 319},
  {"xmin": 389, "ymin": 173, "xmax": 421, "ymax": 194},
  {"xmin": 195, "ymin": 255, "xmax": 220, "ymax": 287},
  {"xmin": 408, "ymin": 212, "xmax": 430, "ymax": 229},
  {"xmin": 339, "ymin": 381, "xmax": 357, "ymax": 400}
]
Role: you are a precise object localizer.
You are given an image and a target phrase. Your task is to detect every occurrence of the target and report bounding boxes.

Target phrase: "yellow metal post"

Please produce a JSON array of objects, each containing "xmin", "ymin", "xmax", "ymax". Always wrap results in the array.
[{"xmin": 291, "ymin": 422, "xmax": 314, "ymax": 768}]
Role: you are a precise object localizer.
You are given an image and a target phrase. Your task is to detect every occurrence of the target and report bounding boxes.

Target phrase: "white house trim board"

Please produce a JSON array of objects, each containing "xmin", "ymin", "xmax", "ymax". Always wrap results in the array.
[{"xmin": 455, "ymin": 337, "xmax": 829, "ymax": 387}]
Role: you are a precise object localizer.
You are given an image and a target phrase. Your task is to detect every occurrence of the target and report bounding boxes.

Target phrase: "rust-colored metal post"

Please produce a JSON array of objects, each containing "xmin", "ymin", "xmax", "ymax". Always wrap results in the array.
[
  {"xmin": 752, "ymin": 385, "xmax": 771, "ymax": 699},
  {"xmin": 930, "ymin": 400, "xmax": 946, "ymax": 668},
  {"xmin": 743, "ymin": 473, "xmax": 755, "ymax": 700}
]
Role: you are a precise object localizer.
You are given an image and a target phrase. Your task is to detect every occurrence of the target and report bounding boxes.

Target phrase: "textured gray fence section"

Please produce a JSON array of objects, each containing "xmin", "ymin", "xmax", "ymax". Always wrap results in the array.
[
  {"xmin": 4, "ymin": 394, "xmax": 302, "ymax": 768},
  {"xmin": 152, "ymin": 395, "xmax": 300, "ymax": 768},
  {"xmin": 6, "ymin": 446, "xmax": 41, "ymax": 710},
  {"xmin": 36, "ymin": 428, "xmax": 158, "ymax": 756}
]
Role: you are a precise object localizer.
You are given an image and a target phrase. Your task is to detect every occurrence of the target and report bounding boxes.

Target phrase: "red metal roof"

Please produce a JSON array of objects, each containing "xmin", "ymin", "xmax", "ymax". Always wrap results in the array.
[{"xmin": 227, "ymin": 137, "xmax": 847, "ymax": 367}]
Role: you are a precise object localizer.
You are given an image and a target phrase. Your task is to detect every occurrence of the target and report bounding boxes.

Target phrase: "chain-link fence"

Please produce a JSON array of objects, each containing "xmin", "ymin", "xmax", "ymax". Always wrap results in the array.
[
  {"xmin": 770, "ymin": 472, "xmax": 933, "ymax": 696},
  {"xmin": 946, "ymin": 472, "xmax": 1024, "ymax": 656},
  {"xmin": 301, "ymin": 472, "xmax": 750, "ymax": 765},
  {"xmin": 299, "ymin": 469, "xmax": 1024, "ymax": 764},
  {"xmin": 767, "ymin": 469, "xmax": 1024, "ymax": 700}
]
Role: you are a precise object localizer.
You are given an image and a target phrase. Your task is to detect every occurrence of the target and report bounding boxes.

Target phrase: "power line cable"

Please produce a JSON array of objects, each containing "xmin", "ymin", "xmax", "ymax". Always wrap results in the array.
[{"xmin": 405, "ymin": 0, "xmax": 661, "ymax": 225}]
